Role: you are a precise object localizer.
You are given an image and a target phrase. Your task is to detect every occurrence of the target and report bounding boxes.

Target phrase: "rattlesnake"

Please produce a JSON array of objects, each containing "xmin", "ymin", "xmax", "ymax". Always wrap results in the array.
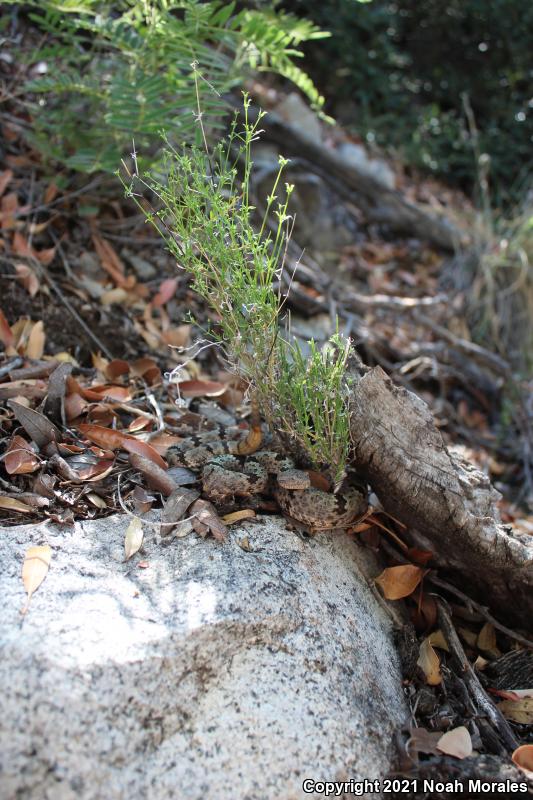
[{"xmin": 166, "ymin": 424, "xmax": 368, "ymax": 533}]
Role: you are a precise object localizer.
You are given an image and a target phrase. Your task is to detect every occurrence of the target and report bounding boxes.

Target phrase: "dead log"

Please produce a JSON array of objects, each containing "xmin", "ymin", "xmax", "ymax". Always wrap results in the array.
[
  {"xmin": 347, "ymin": 364, "xmax": 533, "ymax": 628},
  {"xmin": 249, "ymin": 107, "xmax": 465, "ymax": 252}
]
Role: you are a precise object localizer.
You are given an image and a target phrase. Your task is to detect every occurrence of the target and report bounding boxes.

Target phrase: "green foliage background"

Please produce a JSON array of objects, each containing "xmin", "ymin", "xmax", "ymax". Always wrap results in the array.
[
  {"xmin": 1, "ymin": 0, "xmax": 328, "ymax": 172},
  {"xmin": 282, "ymin": 0, "xmax": 532, "ymax": 205}
]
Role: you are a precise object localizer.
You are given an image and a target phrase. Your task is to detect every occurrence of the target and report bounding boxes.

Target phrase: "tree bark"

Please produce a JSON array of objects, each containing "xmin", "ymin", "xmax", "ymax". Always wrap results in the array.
[{"xmin": 348, "ymin": 365, "xmax": 533, "ymax": 628}]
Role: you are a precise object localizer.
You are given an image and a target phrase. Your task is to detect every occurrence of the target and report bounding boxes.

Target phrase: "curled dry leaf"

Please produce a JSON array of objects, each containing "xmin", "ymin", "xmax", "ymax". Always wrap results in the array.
[
  {"xmin": 492, "ymin": 688, "xmax": 533, "ymax": 701},
  {"xmin": 222, "ymin": 509, "xmax": 256, "ymax": 524},
  {"xmin": 0, "ymin": 495, "xmax": 33, "ymax": 513},
  {"xmin": 406, "ymin": 727, "xmax": 443, "ymax": 757},
  {"xmin": 375, "ymin": 564, "xmax": 424, "ymax": 600},
  {"xmin": 130, "ymin": 357, "xmax": 161, "ymax": 385},
  {"xmin": 176, "ymin": 380, "xmax": 227, "ymax": 399},
  {"xmin": 406, "ymin": 547, "xmax": 434, "ymax": 566},
  {"xmin": 428, "ymin": 629, "xmax": 449, "ymax": 652},
  {"xmin": 417, "ymin": 636, "xmax": 442, "ymax": 685},
  {"xmin": 26, "ymin": 320, "xmax": 45, "ymax": 360},
  {"xmin": 86, "ymin": 492, "xmax": 108, "ymax": 509},
  {"xmin": 8, "ymin": 399, "xmax": 61, "ymax": 447},
  {"xmin": 91, "ymin": 232, "xmax": 127, "ymax": 287},
  {"xmin": 190, "ymin": 498, "xmax": 227, "ymax": 542},
  {"xmin": 129, "ymin": 452, "xmax": 176, "ymax": 496},
  {"xmin": 104, "ymin": 359, "xmax": 130, "ymax": 381},
  {"xmin": 78, "ymin": 423, "xmax": 167, "ymax": 470},
  {"xmin": 160, "ymin": 325, "xmax": 191, "ymax": 349},
  {"xmin": 512, "ymin": 745, "xmax": 533, "ymax": 779},
  {"xmin": 124, "ymin": 516, "xmax": 144, "ymax": 561},
  {"xmin": 22, "ymin": 544, "xmax": 51, "ymax": 614},
  {"xmin": 437, "ymin": 726, "xmax": 472, "ymax": 759},
  {"xmin": 14, "ymin": 263, "xmax": 40, "ymax": 297},
  {"xmin": 131, "ymin": 485, "xmax": 155, "ymax": 515},
  {"xmin": 498, "ymin": 697, "xmax": 533, "ymax": 724},
  {"xmin": 4, "ymin": 435, "xmax": 40, "ymax": 474},
  {"xmin": 151, "ymin": 277, "xmax": 178, "ymax": 308},
  {"xmin": 161, "ymin": 487, "xmax": 200, "ymax": 536},
  {"xmin": 477, "ymin": 622, "xmax": 500, "ymax": 657}
]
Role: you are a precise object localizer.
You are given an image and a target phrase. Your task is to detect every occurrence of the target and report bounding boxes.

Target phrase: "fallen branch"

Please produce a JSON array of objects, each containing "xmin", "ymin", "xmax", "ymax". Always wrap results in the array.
[
  {"xmin": 347, "ymin": 362, "xmax": 533, "ymax": 627},
  {"xmin": 248, "ymin": 107, "xmax": 465, "ymax": 252}
]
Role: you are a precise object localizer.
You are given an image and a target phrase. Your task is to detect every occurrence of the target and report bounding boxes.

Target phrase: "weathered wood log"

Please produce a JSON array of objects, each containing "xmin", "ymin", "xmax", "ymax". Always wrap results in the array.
[
  {"xmin": 347, "ymin": 364, "xmax": 533, "ymax": 628},
  {"xmin": 248, "ymin": 107, "xmax": 465, "ymax": 252}
]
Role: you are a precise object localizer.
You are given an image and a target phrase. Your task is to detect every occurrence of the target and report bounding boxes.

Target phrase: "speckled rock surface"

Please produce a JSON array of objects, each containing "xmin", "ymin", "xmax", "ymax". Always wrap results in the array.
[{"xmin": 0, "ymin": 514, "xmax": 406, "ymax": 800}]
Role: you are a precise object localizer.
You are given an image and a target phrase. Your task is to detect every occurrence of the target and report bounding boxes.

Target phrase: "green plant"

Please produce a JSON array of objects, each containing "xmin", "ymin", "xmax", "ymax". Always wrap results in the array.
[
  {"xmin": 4, "ymin": 0, "xmax": 328, "ymax": 172},
  {"xmin": 282, "ymin": 0, "xmax": 532, "ymax": 205},
  {"xmin": 467, "ymin": 203, "xmax": 533, "ymax": 374},
  {"xmin": 122, "ymin": 94, "xmax": 353, "ymax": 484},
  {"xmin": 275, "ymin": 331, "xmax": 353, "ymax": 486}
]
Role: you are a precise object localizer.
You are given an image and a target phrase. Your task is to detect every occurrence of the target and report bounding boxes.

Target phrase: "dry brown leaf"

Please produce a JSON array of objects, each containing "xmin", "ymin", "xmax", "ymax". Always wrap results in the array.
[
  {"xmin": 100, "ymin": 287, "xmax": 130, "ymax": 306},
  {"xmin": 124, "ymin": 516, "xmax": 144, "ymax": 560},
  {"xmin": 4, "ymin": 435, "xmax": 40, "ymax": 474},
  {"xmin": 26, "ymin": 320, "xmax": 45, "ymax": 359},
  {"xmin": 306, "ymin": 471, "xmax": 331, "ymax": 492},
  {"xmin": 428, "ymin": 629, "xmax": 449, "ymax": 652},
  {"xmin": 375, "ymin": 564, "xmax": 424, "ymax": 600},
  {"xmin": 406, "ymin": 727, "xmax": 442, "ymax": 757},
  {"xmin": 64, "ymin": 393, "xmax": 88, "ymax": 421},
  {"xmin": 22, "ymin": 544, "xmax": 51, "ymax": 614},
  {"xmin": 78, "ymin": 423, "xmax": 167, "ymax": 470},
  {"xmin": 89, "ymin": 384, "xmax": 132, "ymax": 402},
  {"xmin": 8, "ymin": 400, "xmax": 61, "ymax": 446},
  {"xmin": 190, "ymin": 498, "xmax": 227, "ymax": 541},
  {"xmin": 131, "ymin": 358, "xmax": 161, "ymax": 384},
  {"xmin": 151, "ymin": 277, "xmax": 178, "ymax": 308},
  {"xmin": 498, "ymin": 697, "xmax": 533, "ymax": 724},
  {"xmin": 92, "ymin": 232, "xmax": 128, "ymax": 287},
  {"xmin": 406, "ymin": 547, "xmax": 434, "ymax": 565},
  {"xmin": 0, "ymin": 380, "xmax": 48, "ymax": 400},
  {"xmin": 104, "ymin": 359, "xmax": 130, "ymax": 381},
  {"xmin": 477, "ymin": 622, "xmax": 500, "ymax": 656},
  {"xmin": 417, "ymin": 636, "xmax": 442, "ymax": 685},
  {"xmin": 176, "ymin": 380, "xmax": 227, "ymax": 399},
  {"xmin": 14, "ymin": 263, "xmax": 40, "ymax": 297},
  {"xmin": 128, "ymin": 416, "xmax": 151, "ymax": 433},
  {"xmin": 512, "ymin": 745, "xmax": 533, "ymax": 778},
  {"xmin": 222, "ymin": 509, "xmax": 256, "ymax": 524},
  {"xmin": 0, "ymin": 495, "xmax": 33, "ymax": 513},
  {"xmin": 129, "ymin": 452, "xmax": 176, "ymax": 496},
  {"xmin": 161, "ymin": 325, "xmax": 192, "ymax": 349},
  {"xmin": 437, "ymin": 726, "xmax": 472, "ymax": 759},
  {"xmin": 131, "ymin": 485, "xmax": 155, "ymax": 515},
  {"xmin": 492, "ymin": 688, "xmax": 533, "ymax": 700},
  {"xmin": 161, "ymin": 487, "xmax": 200, "ymax": 536},
  {"xmin": 86, "ymin": 492, "xmax": 108, "ymax": 509}
]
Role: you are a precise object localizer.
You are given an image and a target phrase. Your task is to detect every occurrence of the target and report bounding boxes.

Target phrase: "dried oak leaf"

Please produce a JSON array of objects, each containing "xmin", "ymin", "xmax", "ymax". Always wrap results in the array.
[
  {"xmin": 190, "ymin": 498, "xmax": 227, "ymax": 542},
  {"xmin": 8, "ymin": 400, "xmax": 61, "ymax": 447},
  {"xmin": 4, "ymin": 435, "xmax": 40, "ymax": 474},
  {"xmin": 161, "ymin": 487, "xmax": 200, "ymax": 537}
]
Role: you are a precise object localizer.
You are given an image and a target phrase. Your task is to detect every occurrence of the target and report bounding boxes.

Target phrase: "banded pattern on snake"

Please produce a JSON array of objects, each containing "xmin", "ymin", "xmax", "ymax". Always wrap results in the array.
[{"xmin": 166, "ymin": 425, "xmax": 368, "ymax": 533}]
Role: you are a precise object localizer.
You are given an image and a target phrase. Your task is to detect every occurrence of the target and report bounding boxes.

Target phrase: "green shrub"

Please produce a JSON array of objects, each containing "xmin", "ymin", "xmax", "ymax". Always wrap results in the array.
[
  {"xmin": 2, "ymin": 0, "xmax": 328, "ymax": 172},
  {"xmin": 282, "ymin": 0, "xmax": 532, "ymax": 205},
  {"xmin": 122, "ymin": 97, "xmax": 353, "ymax": 485}
]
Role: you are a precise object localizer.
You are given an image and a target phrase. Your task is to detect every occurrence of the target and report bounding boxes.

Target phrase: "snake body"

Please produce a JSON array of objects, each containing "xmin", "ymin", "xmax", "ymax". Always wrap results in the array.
[{"xmin": 166, "ymin": 432, "xmax": 368, "ymax": 533}]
